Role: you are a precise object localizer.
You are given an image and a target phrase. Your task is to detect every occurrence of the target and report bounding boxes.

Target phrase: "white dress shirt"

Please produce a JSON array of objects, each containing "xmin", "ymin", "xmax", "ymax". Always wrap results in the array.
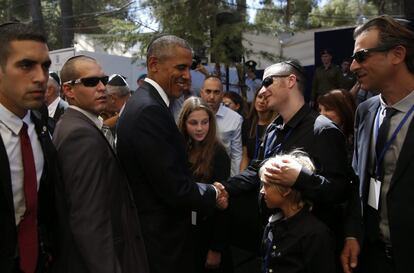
[
  {"xmin": 216, "ymin": 103, "xmax": 243, "ymax": 176},
  {"xmin": 48, "ymin": 97, "xmax": 61, "ymax": 118},
  {"xmin": 0, "ymin": 103, "xmax": 44, "ymax": 225},
  {"xmin": 47, "ymin": 97, "xmax": 68, "ymax": 118},
  {"xmin": 369, "ymin": 91, "xmax": 414, "ymax": 243}
]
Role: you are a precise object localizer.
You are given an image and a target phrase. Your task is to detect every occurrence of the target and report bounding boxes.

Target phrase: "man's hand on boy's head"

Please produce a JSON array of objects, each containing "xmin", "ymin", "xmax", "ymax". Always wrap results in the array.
[{"xmin": 262, "ymin": 157, "xmax": 302, "ymax": 187}]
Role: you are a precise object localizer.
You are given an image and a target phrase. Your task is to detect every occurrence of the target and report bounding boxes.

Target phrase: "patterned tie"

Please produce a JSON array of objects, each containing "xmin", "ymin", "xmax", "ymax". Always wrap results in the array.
[
  {"xmin": 18, "ymin": 122, "xmax": 38, "ymax": 273},
  {"xmin": 101, "ymin": 125, "xmax": 115, "ymax": 150}
]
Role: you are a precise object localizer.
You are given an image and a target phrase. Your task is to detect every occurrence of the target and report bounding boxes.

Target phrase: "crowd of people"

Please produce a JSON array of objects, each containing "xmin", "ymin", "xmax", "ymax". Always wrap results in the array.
[{"xmin": 1, "ymin": 14, "xmax": 414, "ymax": 273}]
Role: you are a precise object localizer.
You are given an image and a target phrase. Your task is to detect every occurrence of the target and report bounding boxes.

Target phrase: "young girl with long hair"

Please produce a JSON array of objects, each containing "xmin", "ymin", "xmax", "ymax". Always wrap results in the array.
[{"xmin": 178, "ymin": 96, "xmax": 232, "ymax": 273}]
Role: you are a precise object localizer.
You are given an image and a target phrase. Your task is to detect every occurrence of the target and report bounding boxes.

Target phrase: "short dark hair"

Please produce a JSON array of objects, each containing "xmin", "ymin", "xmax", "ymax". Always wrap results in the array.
[
  {"xmin": 60, "ymin": 55, "xmax": 96, "ymax": 83},
  {"xmin": 146, "ymin": 35, "xmax": 192, "ymax": 64},
  {"xmin": 354, "ymin": 15, "xmax": 414, "ymax": 74},
  {"xmin": 0, "ymin": 22, "xmax": 47, "ymax": 67},
  {"xmin": 320, "ymin": 48, "xmax": 333, "ymax": 56}
]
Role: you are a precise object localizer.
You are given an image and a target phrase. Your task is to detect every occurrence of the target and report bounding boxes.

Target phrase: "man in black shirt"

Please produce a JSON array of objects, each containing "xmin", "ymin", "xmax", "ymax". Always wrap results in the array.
[
  {"xmin": 223, "ymin": 61, "xmax": 350, "ymax": 264},
  {"xmin": 225, "ymin": 60, "xmax": 349, "ymax": 207}
]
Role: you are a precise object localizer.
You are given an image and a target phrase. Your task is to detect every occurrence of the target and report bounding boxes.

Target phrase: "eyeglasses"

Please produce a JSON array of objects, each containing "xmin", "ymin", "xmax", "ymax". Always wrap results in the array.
[
  {"xmin": 63, "ymin": 76, "xmax": 109, "ymax": 87},
  {"xmin": 351, "ymin": 46, "xmax": 395, "ymax": 63},
  {"xmin": 262, "ymin": 75, "xmax": 290, "ymax": 88}
]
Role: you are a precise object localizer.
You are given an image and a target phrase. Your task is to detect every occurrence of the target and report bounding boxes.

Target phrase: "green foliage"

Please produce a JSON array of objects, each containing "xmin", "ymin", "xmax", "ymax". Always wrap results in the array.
[
  {"xmin": 0, "ymin": 0, "xmax": 30, "ymax": 22},
  {"xmin": 140, "ymin": 0, "xmax": 217, "ymax": 49},
  {"xmin": 254, "ymin": 0, "xmax": 317, "ymax": 31},
  {"xmin": 138, "ymin": 0, "xmax": 249, "ymax": 65},
  {"xmin": 309, "ymin": 0, "xmax": 378, "ymax": 27},
  {"xmin": 42, "ymin": 0, "xmax": 62, "ymax": 50},
  {"xmin": 0, "ymin": 0, "xmax": 405, "ymax": 58}
]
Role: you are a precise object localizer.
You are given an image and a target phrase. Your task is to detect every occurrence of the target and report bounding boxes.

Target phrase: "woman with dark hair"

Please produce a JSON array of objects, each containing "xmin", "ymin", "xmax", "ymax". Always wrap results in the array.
[
  {"xmin": 318, "ymin": 89, "xmax": 356, "ymax": 148},
  {"xmin": 240, "ymin": 87, "xmax": 278, "ymax": 170},
  {"xmin": 178, "ymin": 96, "xmax": 232, "ymax": 273},
  {"xmin": 222, "ymin": 91, "xmax": 248, "ymax": 118},
  {"xmin": 318, "ymin": 89, "xmax": 357, "ymax": 273}
]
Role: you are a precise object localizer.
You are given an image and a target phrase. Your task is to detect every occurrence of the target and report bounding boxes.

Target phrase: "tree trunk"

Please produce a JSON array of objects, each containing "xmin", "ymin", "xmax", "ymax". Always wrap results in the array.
[
  {"xmin": 29, "ymin": 0, "xmax": 46, "ymax": 37},
  {"xmin": 60, "ymin": 0, "xmax": 75, "ymax": 48},
  {"xmin": 285, "ymin": 0, "xmax": 291, "ymax": 27},
  {"xmin": 404, "ymin": 0, "xmax": 414, "ymax": 20}
]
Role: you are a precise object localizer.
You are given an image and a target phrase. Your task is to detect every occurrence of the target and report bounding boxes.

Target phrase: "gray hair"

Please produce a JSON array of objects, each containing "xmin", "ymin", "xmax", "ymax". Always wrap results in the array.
[
  {"xmin": 48, "ymin": 76, "xmax": 61, "ymax": 97},
  {"xmin": 146, "ymin": 35, "xmax": 192, "ymax": 63},
  {"xmin": 106, "ymin": 85, "xmax": 130, "ymax": 97}
]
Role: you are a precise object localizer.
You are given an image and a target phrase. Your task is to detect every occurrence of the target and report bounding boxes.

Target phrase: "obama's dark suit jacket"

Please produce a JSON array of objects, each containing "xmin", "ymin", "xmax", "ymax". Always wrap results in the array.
[{"xmin": 117, "ymin": 82, "xmax": 217, "ymax": 273}]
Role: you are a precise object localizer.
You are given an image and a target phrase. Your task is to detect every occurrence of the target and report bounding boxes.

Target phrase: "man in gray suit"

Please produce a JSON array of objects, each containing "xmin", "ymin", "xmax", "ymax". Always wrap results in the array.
[
  {"xmin": 341, "ymin": 16, "xmax": 414, "ymax": 273},
  {"xmin": 52, "ymin": 55, "xmax": 149, "ymax": 273}
]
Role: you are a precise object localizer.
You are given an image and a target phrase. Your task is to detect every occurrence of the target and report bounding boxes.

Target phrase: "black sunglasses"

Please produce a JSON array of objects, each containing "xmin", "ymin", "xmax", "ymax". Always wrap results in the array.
[
  {"xmin": 262, "ymin": 75, "xmax": 290, "ymax": 88},
  {"xmin": 63, "ymin": 76, "xmax": 109, "ymax": 87},
  {"xmin": 351, "ymin": 46, "xmax": 395, "ymax": 63}
]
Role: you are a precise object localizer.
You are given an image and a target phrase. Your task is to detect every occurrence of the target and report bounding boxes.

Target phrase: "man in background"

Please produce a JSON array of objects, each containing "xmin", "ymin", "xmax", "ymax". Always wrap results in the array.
[
  {"xmin": 102, "ymin": 74, "xmax": 131, "ymax": 130},
  {"xmin": 244, "ymin": 60, "xmax": 261, "ymax": 104},
  {"xmin": 45, "ymin": 72, "xmax": 68, "ymax": 122},
  {"xmin": 200, "ymin": 75, "xmax": 243, "ymax": 176},
  {"xmin": 339, "ymin": 58, "xmax": 357, "ymax": 91},
  {"xmin": 311, "ymin": 49, "xmax": 341, "ymax": 106}
]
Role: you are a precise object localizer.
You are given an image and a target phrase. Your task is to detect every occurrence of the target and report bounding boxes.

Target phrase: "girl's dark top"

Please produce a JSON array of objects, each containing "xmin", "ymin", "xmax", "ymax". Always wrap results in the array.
[{"xmin": 190, "ymin": 144, "xmax": 232, "ymax": 273}]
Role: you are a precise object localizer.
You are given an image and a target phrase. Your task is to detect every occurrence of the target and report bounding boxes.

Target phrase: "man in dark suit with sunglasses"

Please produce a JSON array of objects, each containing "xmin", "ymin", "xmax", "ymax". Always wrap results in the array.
[
  {"xmin": 341, "ymin": 15, "xmax": 414, "ymax": 273},
  {"xmin": 116, "ymin": 35, "xmax": 228, "ymax": 273},
  {"xmin": 52, "ymin": 55, "xmax": 149, "ymax": 273}
]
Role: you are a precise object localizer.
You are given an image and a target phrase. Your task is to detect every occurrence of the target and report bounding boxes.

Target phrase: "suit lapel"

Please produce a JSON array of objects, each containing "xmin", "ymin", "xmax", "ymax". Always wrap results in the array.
[
  {"xmin": 66, "ymin": 108, "xmax": 118, "ymax": 156},
  {"xmin": 143, "ymin": 82, "xmax": 169, "ymax": 109},
  {"xmin": 390, "ymin": 117, "xmax": 414, "ymax": 188},
  {"xmin": 358, "ymin": 98, "xmax": 380, "ymax": 196},
  {"xmin": 0, "ymin": 134, "xmax": 15, "ymax": 224},
  {"xmin": 143, "ymin": 82, "xmax": 176, "ymax": 124}
]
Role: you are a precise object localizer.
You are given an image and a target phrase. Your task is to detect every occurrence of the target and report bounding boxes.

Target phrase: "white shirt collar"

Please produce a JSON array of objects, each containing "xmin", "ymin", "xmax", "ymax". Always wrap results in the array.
[
  {"xmin": 216, "ymin": 103, "xmax": 226, "ymax": 118},
  {"xmin": 268, "ymin": 212, "xmax": 284, "ymax": 223},
  {"xmin": 0, "ymin": 103, "xmax": 28, "ymax": 135},
  {"xmin": 48, "ymin": 96, "xmax": 61, "ymax": 118},
  {"xmin": 144, "ymin": 78, "xmax": 170, "ymax": 107},
  {"xmin": 69, "ymin": 105, "xmax": 103, "ymax": 129}
]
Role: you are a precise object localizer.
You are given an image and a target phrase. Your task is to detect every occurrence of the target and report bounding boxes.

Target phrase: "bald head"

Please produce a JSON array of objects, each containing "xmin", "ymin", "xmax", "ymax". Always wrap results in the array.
[{"xmin": 60, "ymin": 55, "xmax": 97, "ymax": 83}]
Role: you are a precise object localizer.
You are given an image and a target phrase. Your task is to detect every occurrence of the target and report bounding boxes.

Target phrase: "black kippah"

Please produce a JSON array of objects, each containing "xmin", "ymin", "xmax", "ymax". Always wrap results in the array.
[
  {"xmin": 49, "ymin": 71, "xmax": 61, "ymax": 85},
  {"xmin": 108, "ymin": 74, "xmax": 127, "ymax": 86}
]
